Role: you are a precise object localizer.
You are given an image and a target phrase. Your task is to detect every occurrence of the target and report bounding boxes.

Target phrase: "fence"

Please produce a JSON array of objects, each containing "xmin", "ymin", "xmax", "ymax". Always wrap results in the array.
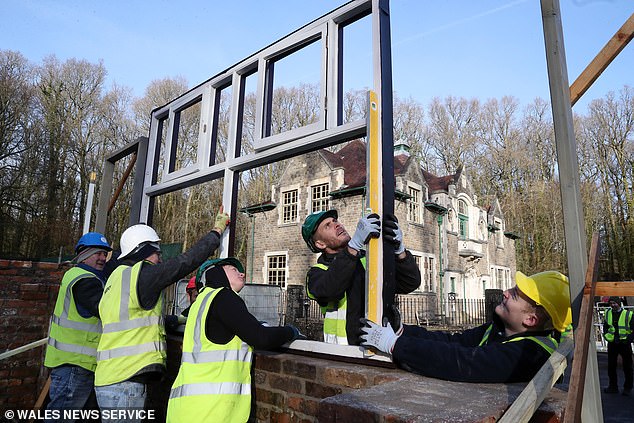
[{"xmin": 397, "ymin": 293, "xmax": 488, "ymax": 328}]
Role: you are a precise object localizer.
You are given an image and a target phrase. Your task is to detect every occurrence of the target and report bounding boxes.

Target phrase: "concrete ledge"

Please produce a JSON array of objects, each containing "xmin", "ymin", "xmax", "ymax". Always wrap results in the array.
[{"xmin": 318, "ymin": 372, "xmax": 567, "ymax": 422}]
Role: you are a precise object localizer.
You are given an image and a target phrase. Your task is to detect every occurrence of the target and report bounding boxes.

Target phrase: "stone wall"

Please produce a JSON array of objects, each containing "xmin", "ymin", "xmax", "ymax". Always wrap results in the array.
[{"xmin": 0, "ymin": 260, "xmax": 63, "ymax": 413}]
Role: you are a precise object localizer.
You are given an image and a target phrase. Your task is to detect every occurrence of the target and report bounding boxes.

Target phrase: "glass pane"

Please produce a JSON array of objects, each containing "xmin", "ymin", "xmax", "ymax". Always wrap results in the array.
[
  {"xmin": 240, "ymin": 71, "xmax": 258, "ymax": 157},
  {"xmin": 342, "ymin": 15, "xmax": 372, "ymax": 124},
  {"xmin": 173, "ymin": 98, "xmax": 201, "ymax": 172},
  {"xmin": 267, "ymin": 38, "xmax": 321, "ymax": 136},
  {"xmin": 213, "ymin": 86, "xmax": 232, "ymax": 165}
]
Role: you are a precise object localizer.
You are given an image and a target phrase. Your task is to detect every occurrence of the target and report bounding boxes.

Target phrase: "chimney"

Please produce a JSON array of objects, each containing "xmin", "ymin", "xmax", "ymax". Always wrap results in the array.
[{"xmin": 394, "ymin": 138, "xmax": 411, "ymax": 157}]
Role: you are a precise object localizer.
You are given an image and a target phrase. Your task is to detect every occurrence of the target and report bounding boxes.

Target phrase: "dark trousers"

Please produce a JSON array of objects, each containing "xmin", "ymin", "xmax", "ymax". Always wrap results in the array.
[{"xmin": 607, "ymin": 341, "xmax": 633, "ymax": 390}]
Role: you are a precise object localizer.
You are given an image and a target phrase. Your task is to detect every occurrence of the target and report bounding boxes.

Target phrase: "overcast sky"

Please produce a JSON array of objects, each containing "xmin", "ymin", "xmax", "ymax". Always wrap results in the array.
[{"xmin": 2, "ymin": 0, "xmax": 632, "ymax": 114}]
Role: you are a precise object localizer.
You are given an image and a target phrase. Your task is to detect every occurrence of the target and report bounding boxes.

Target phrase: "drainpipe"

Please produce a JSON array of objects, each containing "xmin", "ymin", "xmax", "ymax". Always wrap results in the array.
[
  {"xmin": 437, "ymin": 214, "xmax": 444, "ymax": 316},
  {"xmin": 249, "ymin": 213, "xmax": 255, "ymax": 283}
]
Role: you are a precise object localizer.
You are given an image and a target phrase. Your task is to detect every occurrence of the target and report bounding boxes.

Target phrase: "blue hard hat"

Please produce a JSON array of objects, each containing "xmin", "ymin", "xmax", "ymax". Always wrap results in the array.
[{"xmin": 75, "ymin": 232, "xmax": 112, "ymax": 254}]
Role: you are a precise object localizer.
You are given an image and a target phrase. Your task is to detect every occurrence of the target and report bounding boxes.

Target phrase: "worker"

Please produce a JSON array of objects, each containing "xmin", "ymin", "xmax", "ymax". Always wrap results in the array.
[
  {"xmin": 44, "ymin": 232, "xmax": 112, "ymax": 422},
  {"xmin": 602, "ymin": 296, "xmax": 633, "ymax": 396},
  {"xmin": 360, "ymin": 271, "xmax": 572, "ymax": 383},
  {"xmin": 166, "ymin": 257, "xmax": 302, "ymax": 423},
  {"xmin": 94, "ymin": 207, "xmax": 230, "ymax": 422},
  {"xmin": 302, "ymin": 209, "xmax": 421, "ymax": 345},
  {"xmin": 185, "ymin": 275, "xmax": 198, "ymax": 304}
]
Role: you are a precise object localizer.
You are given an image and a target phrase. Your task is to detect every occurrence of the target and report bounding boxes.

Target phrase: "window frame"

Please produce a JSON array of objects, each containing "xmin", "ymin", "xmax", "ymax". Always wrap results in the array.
[{"xmin": 265, "ymin": 251, "xmax": 288, "ymax": 289}]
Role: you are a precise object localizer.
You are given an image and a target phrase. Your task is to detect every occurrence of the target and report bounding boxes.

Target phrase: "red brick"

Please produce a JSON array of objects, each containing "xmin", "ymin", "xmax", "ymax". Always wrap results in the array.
[
  {"xmin": 10, "ymin": 367, "xmax": 37, "ymax": 378},
  {"xmin": 283, "ymin": 358, "xmax": 317, "ymax": 380},
  {"xmin": 35, "ymin": 262, "xmax": 62, "ymax": 270},
  {"xmin": 254, "ymin": 353, "xmax": 282, "ymax": 373},
  {"xmin": 269, "ymin": 374, "xmax": 303, "ymax": 394},
  {"xmin": 269, "ymin": 411, "xmax": 291, "ymax": 423},
  {"xmin": 323, "ymin": 367, "xmax": 369, "ymax": 389},
  {"xmin": 10, "ymin": 261, "xmax": 33, "ymax": 268},
  {"xmin": 255, "ymin": 406, "xmax": 270, "ymax": 421},
  {"xmin": 0, "ymin": 268, "xmax": 19, "ymax": 275},
  {"xmin": 254, "ymin": 387, "xmax": 285, "ymax": 408},
  {"xmin": 253, "ymin": 369, "xmax": 268, "ymax": 385},
  {"xmin": 287, "ymin": 396, "xmax": 320, "ymax": 416},
  {"xmin": 304, "ymin": 381, "xmax": 341, "ymax": 399}
]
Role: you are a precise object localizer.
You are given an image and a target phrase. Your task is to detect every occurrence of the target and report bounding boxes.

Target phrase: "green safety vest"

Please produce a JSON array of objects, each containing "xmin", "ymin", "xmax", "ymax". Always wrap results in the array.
[
  {"xmin": 94, "ymin": 261, "xmax": 165, "ymax": 386},
  {"xmin": 167, "ymin": 287, "xmax": 253, "ymax": 423},
  {"xmin": 478, "ymin": 323, "xmax": 559, "ymax": 355},
  {"xmin": 604, "ymin": 308, "xmax": 633, "ymax": 343},
  {"xmin": 44, "ymin": 267, "xmax": 103, "ymax": 371},
  {"xmin": 305, "ymin": 257, "xmax": 366, "ymax": 345}
]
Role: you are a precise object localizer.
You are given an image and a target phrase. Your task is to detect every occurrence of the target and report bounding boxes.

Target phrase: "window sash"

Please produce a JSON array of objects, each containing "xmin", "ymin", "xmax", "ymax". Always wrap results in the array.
[
  {"xmin": 282, "ymin": 190, "xmax": 298, "ymax": 223},
  {"xmin": 311, "ymin": 183, "xmax": 329, "ymax": 213}
]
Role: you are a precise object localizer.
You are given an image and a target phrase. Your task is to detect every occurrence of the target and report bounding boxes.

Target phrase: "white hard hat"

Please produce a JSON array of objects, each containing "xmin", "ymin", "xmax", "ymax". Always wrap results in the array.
[{"xmin": 119, "ymin": 224, "xmax": 161, "ymax": 259}]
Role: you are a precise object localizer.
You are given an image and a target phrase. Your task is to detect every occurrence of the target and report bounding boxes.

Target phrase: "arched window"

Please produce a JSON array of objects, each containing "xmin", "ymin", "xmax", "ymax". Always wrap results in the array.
[{"xmin": 458, "ymin": 199, "xmax": 468, "ymax": 240}]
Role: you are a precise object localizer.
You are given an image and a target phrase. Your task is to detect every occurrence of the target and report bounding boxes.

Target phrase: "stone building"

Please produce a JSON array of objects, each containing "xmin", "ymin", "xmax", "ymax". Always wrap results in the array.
[{"xmin": 241, "ymin": 139, "xmax": 517, "ymax": 302}]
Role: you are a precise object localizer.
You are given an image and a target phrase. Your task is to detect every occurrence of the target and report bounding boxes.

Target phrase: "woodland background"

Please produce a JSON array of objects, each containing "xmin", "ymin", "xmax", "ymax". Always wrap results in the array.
[{"xmin": 1, "ymin": 50, "xmax": 633, "ymax": 279}]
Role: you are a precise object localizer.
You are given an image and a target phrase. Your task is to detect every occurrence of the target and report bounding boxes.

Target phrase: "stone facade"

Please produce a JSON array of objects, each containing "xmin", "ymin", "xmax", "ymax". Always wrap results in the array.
[{"xmin": 244, "ymin": 140, "xmax": 517, "ymax": 302}]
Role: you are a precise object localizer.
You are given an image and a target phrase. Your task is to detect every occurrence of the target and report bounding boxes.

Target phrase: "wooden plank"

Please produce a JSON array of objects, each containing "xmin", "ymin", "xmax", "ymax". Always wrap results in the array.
[
  {"xmin": 570, "ymin": 13, "xmax": 634, "ymax": 106},
  {"xmin": 594, "ymin": 281, "xmax": 634, "ymax": 297},
  {"xmin": 564, "ymin": 233, "xmax": 601, "ymax": 423},
  {"xmin": 499, "ymin": 337, "xmax": 573, "ymax": 423},
  {"xmin": 30, "ymin": 376, "xmax": 51, "ymax": 423}
]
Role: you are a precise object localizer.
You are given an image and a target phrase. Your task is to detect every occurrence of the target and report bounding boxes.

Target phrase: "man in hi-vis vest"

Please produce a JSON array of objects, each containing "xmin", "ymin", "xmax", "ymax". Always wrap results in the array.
[
  {"xmin": 302, "ymin": 209, "xmax": 420, "ymax": 345},
  {"xmin": 360, "ymin": 271, "xmax": 572, "ymax": 383},
  {"xmin": 94, "ymin": 207, "xmax": 229, "ymax": 422},
  {"xmin": 44, "ymin": 232, "xmax": 112, "ymax": 422},
  {"xmin": 603, "ymin": 296, "xmax": 634, "ymax": 396},
  {"xmin": 167, "ymin": 258, "xmax": 303, "ymax": 423}
]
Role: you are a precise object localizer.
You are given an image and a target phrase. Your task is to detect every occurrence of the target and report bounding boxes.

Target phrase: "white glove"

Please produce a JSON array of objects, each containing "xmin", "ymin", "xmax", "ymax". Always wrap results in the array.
[
  {"xmin": 360, "ymin": 318, "xmax": 400, "ymax": 354},
  {"xmin": 348, "ymin": 214, "xmax": 380, "ymax": 251}
]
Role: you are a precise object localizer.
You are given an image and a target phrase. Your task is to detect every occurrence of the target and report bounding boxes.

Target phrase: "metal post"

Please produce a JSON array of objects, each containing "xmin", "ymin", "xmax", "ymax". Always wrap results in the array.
[
  {"xmin": 540, "ymin": 1, "xmax": 602, "ymax": 421},
  {"xmin": 82, "ymin": 172, "xmax": 96, "ymax": 234}
]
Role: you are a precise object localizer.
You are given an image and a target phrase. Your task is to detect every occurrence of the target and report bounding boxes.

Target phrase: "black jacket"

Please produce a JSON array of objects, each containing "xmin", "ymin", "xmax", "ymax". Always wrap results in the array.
[
  {"xmin": 306, "ymin": 248, "xmax": 421, "ymax": 344},
  {"xmin": 204, "ymin": 287, "xmax": 294, "ymax": 349},
  {"xmin": 392, "ymin": 316, "xmax": 557, "ymax": 383}
]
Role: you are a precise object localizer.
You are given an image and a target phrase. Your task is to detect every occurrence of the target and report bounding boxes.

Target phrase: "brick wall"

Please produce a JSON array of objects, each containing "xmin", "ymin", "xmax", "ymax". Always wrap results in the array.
[
  {"xmin": 0, "ymin": 260, "xmax": 63, "ymax": 413},
  {"xmin": 252, "ymin": 351, "xmax": 400, "ymax": 422}
]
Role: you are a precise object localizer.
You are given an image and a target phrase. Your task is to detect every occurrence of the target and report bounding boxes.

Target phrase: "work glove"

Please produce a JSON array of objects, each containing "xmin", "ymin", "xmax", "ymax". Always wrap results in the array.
[
  {"xmin": 360, "ymin": 318, "xmax": 400, "ymax": 354},
  {"xmin": 348, "ymin": 213, "xmax": 380, "ymax": 252},
  {"xmin": 383, "ymin": 213, "xmax": 405, "ymax": 255},
  {"xmin": 287, "ymin": 324, "xmax": 307, "ymax": 341},
  {"xmin": 213, "ymin": 205, "xmax": 231, "ymax": 234}
]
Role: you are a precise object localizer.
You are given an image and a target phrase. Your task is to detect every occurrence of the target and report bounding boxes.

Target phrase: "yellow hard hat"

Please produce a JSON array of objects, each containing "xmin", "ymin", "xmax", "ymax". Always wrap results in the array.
[{"xmin": 516, "ymin": 270, "xmax": 572, "ymax": 332}]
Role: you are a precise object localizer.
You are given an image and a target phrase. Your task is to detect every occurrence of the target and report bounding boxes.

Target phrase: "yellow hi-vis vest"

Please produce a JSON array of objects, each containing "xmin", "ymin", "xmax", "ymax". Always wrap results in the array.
[
  {"xmin": 478, "ymin": 323, "xmax": 559, "ymax": 354},
  {"xmin": 604, "ymin": 308, "xmax": 633, "ymax": 342},
  {"xmin": 94, "ymin": 261, "xmax": 165, "ymax": 386},
  {"xmin": 167, "ymin": 287, "xmax": 253, "ymax": 423},
  {"xmin": 44, "ymin": 267, "xmax": 103, "ymax": 371},
  {"xmin": 305, "ymin": 257, "xmax": 366, "ymax": 345}
]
